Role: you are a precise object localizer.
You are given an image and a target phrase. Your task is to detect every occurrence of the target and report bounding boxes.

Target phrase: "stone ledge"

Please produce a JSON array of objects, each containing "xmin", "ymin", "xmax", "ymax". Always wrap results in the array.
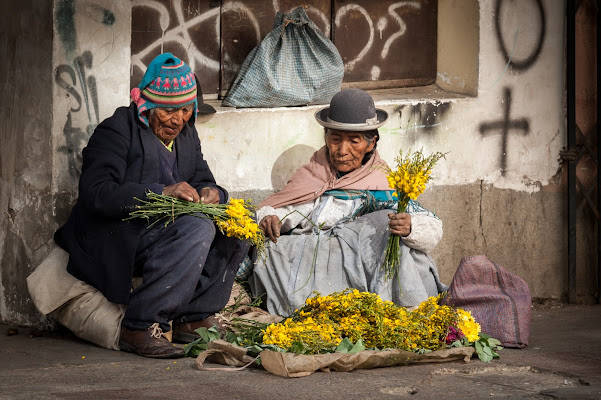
[{"xmin": 204, "ymin": 85, "xmax": 473, "ymax": 114}]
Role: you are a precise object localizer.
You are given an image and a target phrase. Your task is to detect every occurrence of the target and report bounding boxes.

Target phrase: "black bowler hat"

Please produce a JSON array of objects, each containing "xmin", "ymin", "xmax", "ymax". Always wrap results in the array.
[{"xmin": 314, "ymin": 88, "xmax": 388, "ymax": 131}]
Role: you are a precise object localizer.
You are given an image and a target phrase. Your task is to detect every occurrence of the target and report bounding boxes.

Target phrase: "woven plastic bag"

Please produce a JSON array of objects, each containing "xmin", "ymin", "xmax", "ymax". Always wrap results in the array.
[
  {"xmin": 442, "ymin": 255, "xmax": 531, "ymax": 348},
  {"xmin": 222, "ymin": 7, "xmax": 343, "ymax": 108}
]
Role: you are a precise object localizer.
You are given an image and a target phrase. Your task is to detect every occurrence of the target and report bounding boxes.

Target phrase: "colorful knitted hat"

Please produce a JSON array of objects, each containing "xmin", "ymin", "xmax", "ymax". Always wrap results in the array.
[{"xmin": 130, "ymin": 53, "xmax": 213, "ymax": 127}]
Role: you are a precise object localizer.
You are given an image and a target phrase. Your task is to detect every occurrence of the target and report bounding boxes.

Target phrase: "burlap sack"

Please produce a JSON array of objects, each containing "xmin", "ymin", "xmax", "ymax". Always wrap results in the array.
[{"xmin": 26, "ymin": 247, "xmax": 125, "ymax": 350}]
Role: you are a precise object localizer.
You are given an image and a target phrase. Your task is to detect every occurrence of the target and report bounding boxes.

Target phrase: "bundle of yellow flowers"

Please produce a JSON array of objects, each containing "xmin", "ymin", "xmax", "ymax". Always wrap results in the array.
[
  {"xmin": 260, "ymin": 290, "xmax": 499, "ymax": 361},
  {"xmin": 215, "ymin": 198, "xmax": 264, "ymax": 248},
  {"xmin": 125, "ymin": 192, "xmax": 264, "ymax": 248},
  {"xmin": 382, "ymin": 149, "xmax": 446, "ymax": 280}
]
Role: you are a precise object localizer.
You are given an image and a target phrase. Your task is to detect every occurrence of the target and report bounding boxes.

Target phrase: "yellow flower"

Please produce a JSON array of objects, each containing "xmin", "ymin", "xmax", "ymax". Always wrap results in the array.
[
  {"xmin": 214, "ymin": 198, "xmax": 264, "ymax": 248},
  {"xmin": 382, "ymin": 149, "xmax": 446, "ymax": 280},
  {"xmin": 457, "ymin": 309, "xmax": 481, "ymax": 342}
]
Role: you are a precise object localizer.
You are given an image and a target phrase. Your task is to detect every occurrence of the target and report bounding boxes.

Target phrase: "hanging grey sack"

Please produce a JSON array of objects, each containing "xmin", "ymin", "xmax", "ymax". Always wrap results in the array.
[
  {"xmin": 222, "ymin": 7, "xmax": 344, "ymax": 108},
  {"xmin": 441, "ymin": 255, "xmax": 531, "ymax": 348}
]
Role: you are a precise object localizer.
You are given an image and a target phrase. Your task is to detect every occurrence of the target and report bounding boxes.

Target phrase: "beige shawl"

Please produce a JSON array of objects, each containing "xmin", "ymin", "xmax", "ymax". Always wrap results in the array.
[{"xmin": 259, "ymin": 146, "xmax": 391, "ymax": 208}]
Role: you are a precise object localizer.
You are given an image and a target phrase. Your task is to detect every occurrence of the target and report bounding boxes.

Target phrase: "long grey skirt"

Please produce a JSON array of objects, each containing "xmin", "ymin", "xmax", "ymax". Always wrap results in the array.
[{"xmin": 249, "ymin": 210, "xmax": 447, "ymax": 316}]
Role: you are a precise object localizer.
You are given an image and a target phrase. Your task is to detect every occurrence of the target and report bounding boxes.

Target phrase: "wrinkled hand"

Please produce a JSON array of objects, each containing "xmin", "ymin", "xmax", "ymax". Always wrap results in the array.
[
  {"xmin": 199, "ymin": 187, "xmax": 220, "ymax": 204},
  {"xmin": 388, "ymin": 212, "xmax": 411, "ymax": 237},
  {"xmin": 163, "ymin": 182, "xmax": 200, "ymax": 203},
  {"xmin": 260, "ymin": 215, "xmax": 282, "ymax": 243}
]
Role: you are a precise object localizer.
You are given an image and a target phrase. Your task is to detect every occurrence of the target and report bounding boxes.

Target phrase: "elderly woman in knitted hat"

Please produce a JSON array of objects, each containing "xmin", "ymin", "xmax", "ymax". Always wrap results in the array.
[
  {"xmin": 54, "ymin": 53, "xmax": 248, "ymax": 358},
  {"xmin": 249, "ymin": 89, "xmax": 447, "ymax": 316}
]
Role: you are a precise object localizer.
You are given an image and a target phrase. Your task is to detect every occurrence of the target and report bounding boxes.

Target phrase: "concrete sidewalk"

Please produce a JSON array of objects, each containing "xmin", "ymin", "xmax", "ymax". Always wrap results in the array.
[{"xmin": 1, "ymin": 304, "xmax": 600, "ymax": 400}]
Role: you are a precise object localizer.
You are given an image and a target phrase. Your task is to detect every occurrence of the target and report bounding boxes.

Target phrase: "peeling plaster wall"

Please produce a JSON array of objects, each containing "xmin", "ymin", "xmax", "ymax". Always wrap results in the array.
[
  {"xmin": 0, "ymin": 0, "xmax": 131, "ymax": 326},
  {"xmin": 0, "ymin": 1, "xmax": 55, "ymax": 326},
  {"xmin": 198, "ymin": 0, "xmax": 575, "ymax": 301},
  {"xmin": 1, "ymin": 0, "xmax": 596, "ymax": 327},
  {"xmin": 52, "ymin": 0, "xmax": 131, "ymax": 224}
]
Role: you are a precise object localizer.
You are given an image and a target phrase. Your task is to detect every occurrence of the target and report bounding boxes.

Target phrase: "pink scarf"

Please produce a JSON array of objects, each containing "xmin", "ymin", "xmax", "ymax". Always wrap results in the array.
[{"xmin": 259, "ymin": 147, "xmax": 391, "ymax": 208}]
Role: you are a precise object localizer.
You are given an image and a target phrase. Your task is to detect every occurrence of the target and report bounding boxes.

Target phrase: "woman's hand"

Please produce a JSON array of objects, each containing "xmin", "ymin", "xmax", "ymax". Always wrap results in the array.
[
  {"xmin": 260, "ymin": 215, "xmax": 282, "ymax": 243},
  {"xmin": 388, "ymin": 212, "xmax": 411, "ymax": 237},
  {"xmin": 163, "ymin": 182, "xmax": 200, "ymax": 203}
]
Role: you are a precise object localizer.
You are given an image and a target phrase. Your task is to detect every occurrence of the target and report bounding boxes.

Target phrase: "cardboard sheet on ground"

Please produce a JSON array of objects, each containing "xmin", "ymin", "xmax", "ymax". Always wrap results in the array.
[{"xmin": 196, "ymin": 340, "xmax": 475, "ymax": 378}]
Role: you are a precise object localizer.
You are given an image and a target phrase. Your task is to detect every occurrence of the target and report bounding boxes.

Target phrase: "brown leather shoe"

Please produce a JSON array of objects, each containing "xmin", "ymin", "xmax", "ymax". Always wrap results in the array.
[
  {"xmin": 172, "ymin": 315, "xmax": 225, "ymax": 344},
  {"xmin": 119, "ymin": 323, "xmax": 184, "ymax": 359}
]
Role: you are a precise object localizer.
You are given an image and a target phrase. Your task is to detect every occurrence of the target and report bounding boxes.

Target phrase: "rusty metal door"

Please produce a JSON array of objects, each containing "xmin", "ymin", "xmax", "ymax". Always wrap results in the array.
[
  {"xmin": 333, "ymin": 0, "xmax": 437, "ymax": 89},
  {"xmin": 131, "ymin": 0, "xmax": 221, "ymax": 97},
  {"xmin": 564, "ymin": 0, "xmax": 600, "ymax": 304}
]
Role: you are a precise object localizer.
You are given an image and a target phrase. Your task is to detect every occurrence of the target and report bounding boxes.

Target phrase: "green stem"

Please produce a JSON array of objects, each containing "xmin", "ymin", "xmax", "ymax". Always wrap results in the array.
[{"xmin": 382, "ymin": 192, "xmax": 409, "ymax": 280}]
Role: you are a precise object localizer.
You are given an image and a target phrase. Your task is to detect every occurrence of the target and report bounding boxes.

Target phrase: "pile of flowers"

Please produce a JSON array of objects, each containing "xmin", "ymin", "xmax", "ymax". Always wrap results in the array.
[
  {"xmin": 382, "ymin": 149, "xmax": 446, "ymax": 280},
  {"xmin": 193, "ymin": 290, "xmax": 501, "ymax": 363},
  {"xmin": 125, "ymin": 192, "xmax": 264, "ymax": 248},
  {"xmin": 261, "ymin": 290, "xmax": 492, "ymax": 355}
]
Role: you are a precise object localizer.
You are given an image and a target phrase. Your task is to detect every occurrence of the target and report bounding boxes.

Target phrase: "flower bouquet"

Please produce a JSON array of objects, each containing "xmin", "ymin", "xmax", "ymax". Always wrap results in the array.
[
  {"xmin": 125, "ymin": 192, "xmax": 265, "ymax": 249},
  {"xmin": 382, "ymin": 149, "xmax": 446, "ymax": 280}
]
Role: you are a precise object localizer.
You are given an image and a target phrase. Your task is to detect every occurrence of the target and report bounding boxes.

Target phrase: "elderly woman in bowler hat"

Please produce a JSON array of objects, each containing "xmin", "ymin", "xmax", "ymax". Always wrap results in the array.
[
  {"xmin": 54, "ymin": 53, "xmax": 248, "ymax": 358},
  {"xmin": 249, "ymin": 88, "xmax": 447, "ymax": 316}
]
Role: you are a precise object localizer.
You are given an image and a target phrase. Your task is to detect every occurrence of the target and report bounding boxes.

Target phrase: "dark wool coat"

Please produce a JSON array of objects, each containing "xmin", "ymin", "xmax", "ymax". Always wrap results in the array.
[{"xmin": 55, "ymin": 104, "xmax": 227, "ymax": 305}]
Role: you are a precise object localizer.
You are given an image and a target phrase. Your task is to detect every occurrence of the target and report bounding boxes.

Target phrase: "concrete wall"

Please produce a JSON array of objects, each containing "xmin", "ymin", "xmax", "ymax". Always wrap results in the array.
[
  {"xmin": 0, "ymin": 0, "xmax": 596, "ymax": 327},
  {"xmin": 199, "ymin": 0, "xmax": 571, "ymax": 301},
  {"xmin": 0, "ymin": 1, "xmax": 55, "ymax": 326},
  {"xmin": 52, "ymin": 0, "xmax": 132, "ymax": 223}
]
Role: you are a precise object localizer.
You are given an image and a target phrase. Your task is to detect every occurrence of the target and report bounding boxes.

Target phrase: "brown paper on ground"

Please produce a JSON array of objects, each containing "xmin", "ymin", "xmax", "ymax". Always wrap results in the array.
[
  {"xmin": 196, "ymin": 340, "xmax": 258, "ymax": 370},
  {"xmin": 196, "ymin": 340, "xmax": 474, "ymax": 378},
  {"xmin": 260, "ymin": 347, "xmax": 475, "ymax": 378}
]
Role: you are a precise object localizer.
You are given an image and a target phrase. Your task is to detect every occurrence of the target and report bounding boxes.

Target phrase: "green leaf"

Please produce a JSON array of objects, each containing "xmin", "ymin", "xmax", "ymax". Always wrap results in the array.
[
  {"xmin": 336, "ymin": 338, "xmax": 354, "ymax": 353},
  {"xmin": 224, "ymin": 332, "xmax": 239, "ymax": 344},
  {"xmin": 207, "ymin": 327, "xmax": 221, "ymax": 340},
  {"xmin": 474, "ymin": 340, "xmax": 488, "ymax": 362},
  {"xmin": 481, "ymin": 344, "xmax": 494, "ymax": 357},
  {"xmin": 193, "ymin": 326, "xmax": 221, "ymax": 342},
  {"xmin": 183, "ymin": 338, "xmax": 208, "ymax": 357},
  {"xmin": 246, "ymin": 344, "xmax": 264, "ymax": 357},
  {"xmin": 195, "ymin": 327, "xmax": 211, "ymax": 342},
  {"xmin": 349, "ymin": 339, "xmax": 366, "ymax": 354},
  {"xmin": 289, "ymin": 341, "xmax": 305, "ymax": 354},
  {"xmin": 473, "ymin": 339, "xmax": 496, "ymax": 362},
  {"xmin": 478, "ymin": 350, "xmax": 493, "ymax": 363}
]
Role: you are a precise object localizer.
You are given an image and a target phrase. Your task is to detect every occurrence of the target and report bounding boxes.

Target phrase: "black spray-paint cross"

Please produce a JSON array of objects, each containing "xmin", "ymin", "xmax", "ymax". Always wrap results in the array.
[{"xmin": 479, "ymin": 87, "xmax": 530, "ymax": 176}]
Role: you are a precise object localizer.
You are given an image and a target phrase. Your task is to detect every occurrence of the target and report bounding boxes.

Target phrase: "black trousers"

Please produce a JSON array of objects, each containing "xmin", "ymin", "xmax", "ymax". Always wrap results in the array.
[{"xmin": 121, "ymin": 214, "xmax": 249, "ymax": 332}]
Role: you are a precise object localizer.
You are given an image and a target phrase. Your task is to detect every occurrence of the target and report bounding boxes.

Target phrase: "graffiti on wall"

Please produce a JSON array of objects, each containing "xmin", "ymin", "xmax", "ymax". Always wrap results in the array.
[
  {"xmin": 396, "ymin": 102, "xmax": 452, "ymax": 135},
  {"xmin": 55, "ymin": 51, "xmax": 100, "ymax": 178},
  {"xmin": 131, "ymin": 0, "xmax": 437, "ymax": 96},
  {"xmin": 494, "ymin": 0, "xmax": 546, "ymax": 71},
  {"xmin": 55, "ymin": 0, "xmax": 115, "ymax": 177},
  {"xmin": 477, "ymin": 0, "xmax": 545, "ymax": 176},
  {"xmin": 479, "ymin": 87, "xmax": 529, "ymax": 176}
]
